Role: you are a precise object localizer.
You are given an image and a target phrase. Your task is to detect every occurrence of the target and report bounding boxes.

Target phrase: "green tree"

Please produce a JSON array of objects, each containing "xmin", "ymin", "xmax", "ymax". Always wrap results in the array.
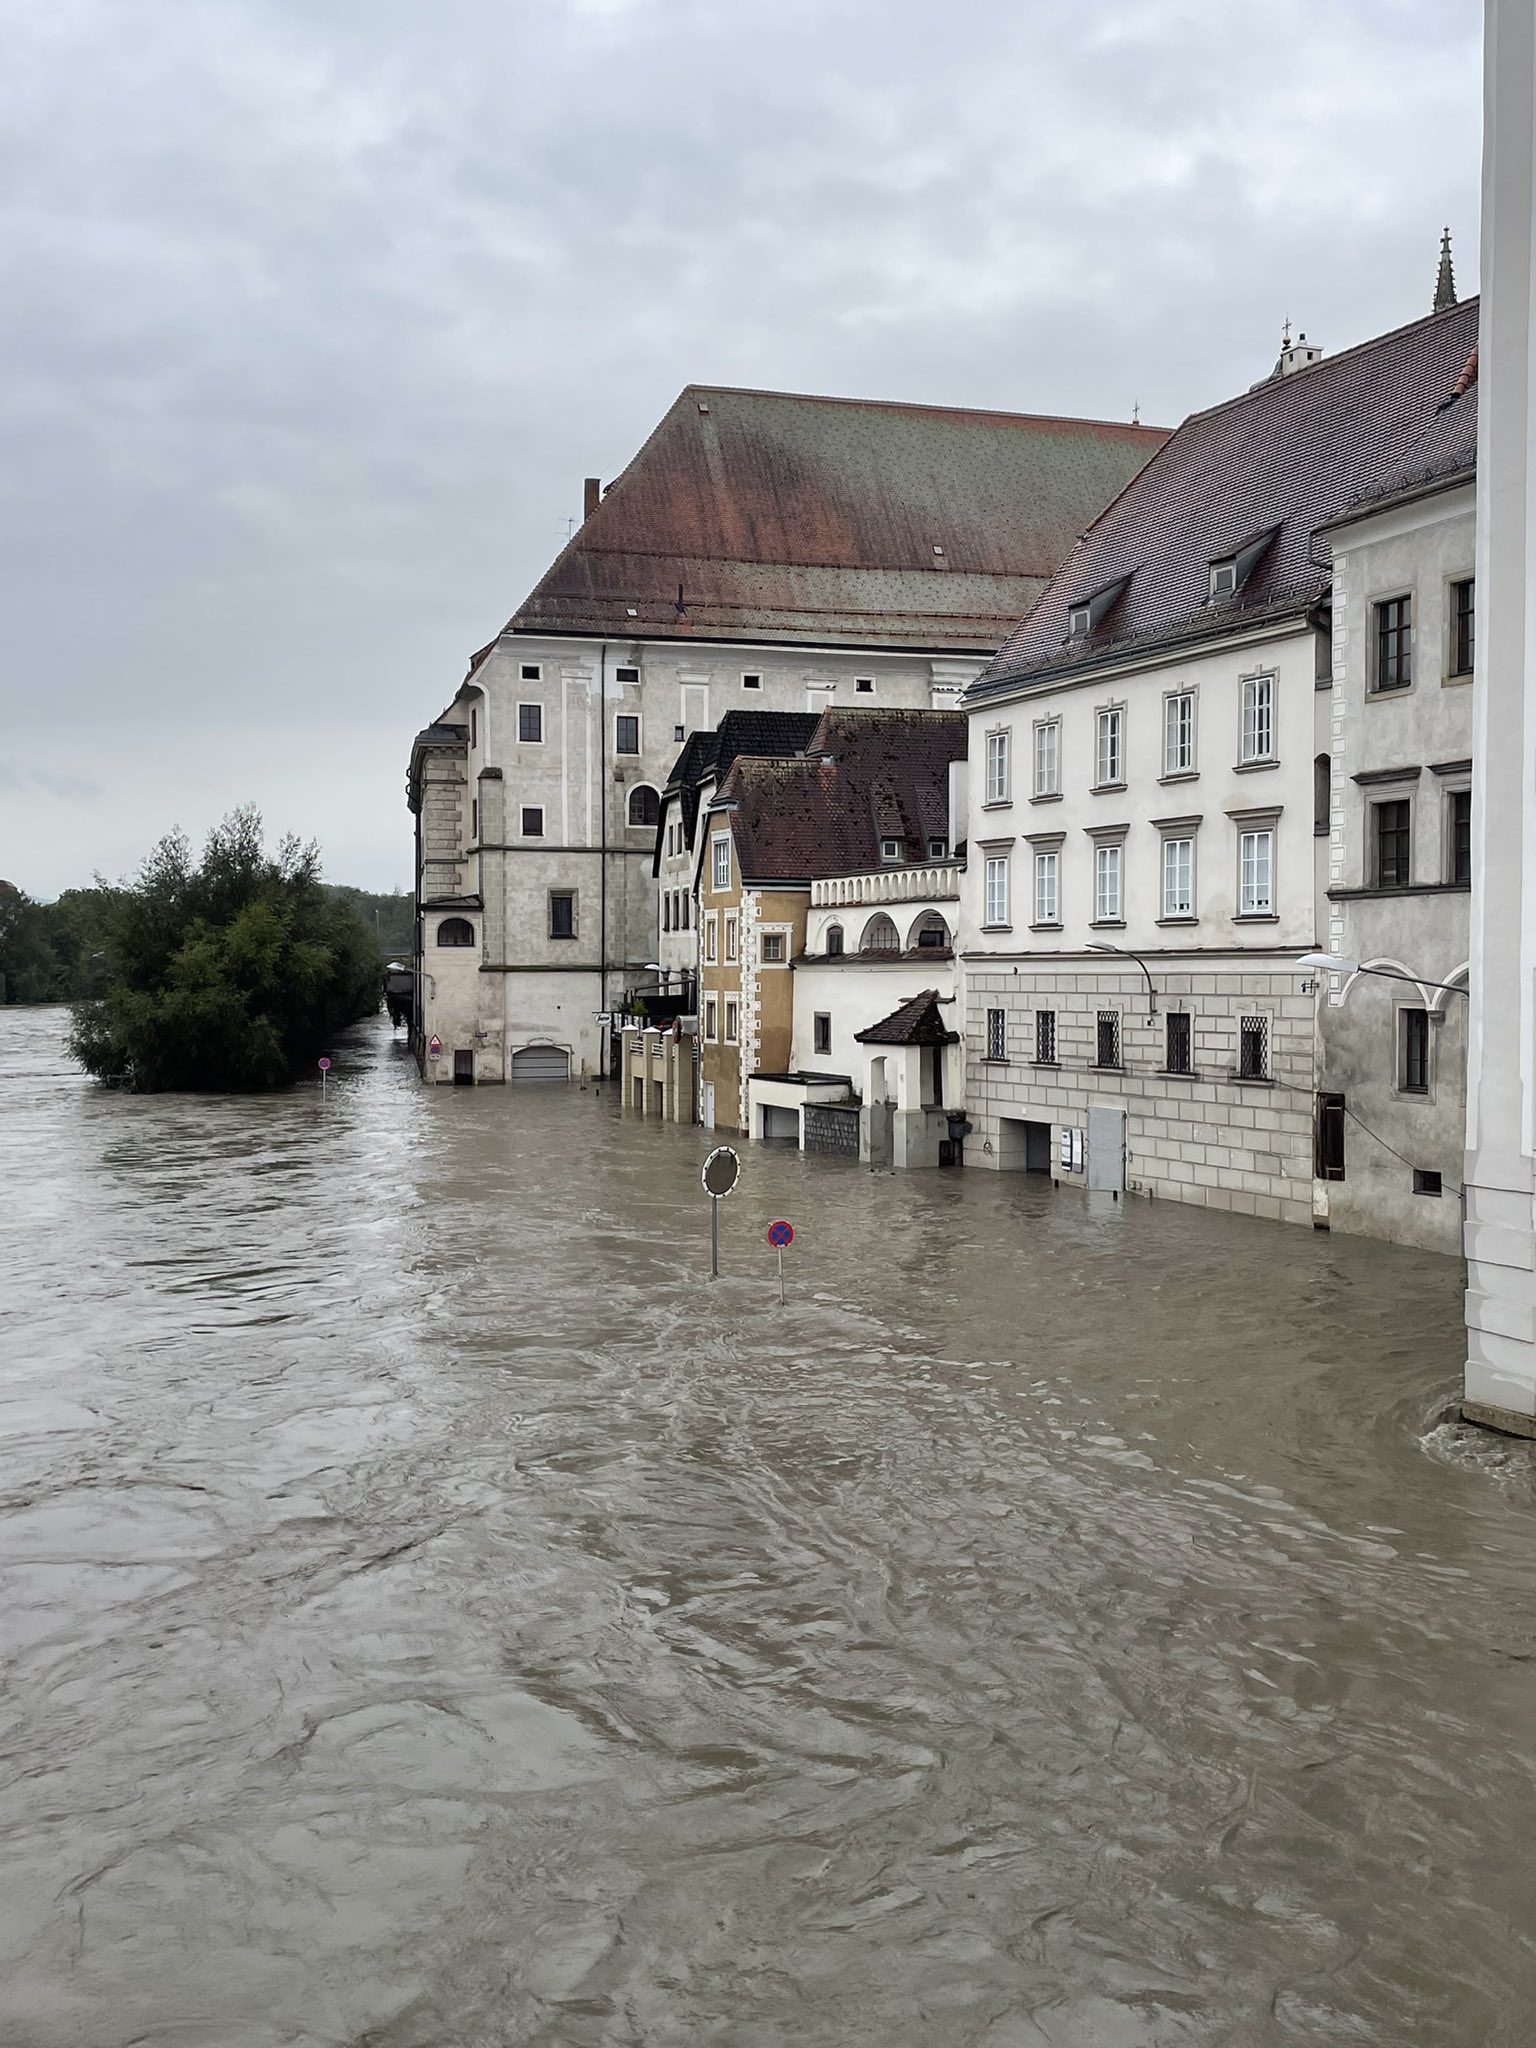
[
  {"xmin": 68, "ymin": 808, "xmax": 379, "ymax": 1091},
  {"xmin": 0, "ymin": 883, "xmax": 66, "ymax": 1003}
]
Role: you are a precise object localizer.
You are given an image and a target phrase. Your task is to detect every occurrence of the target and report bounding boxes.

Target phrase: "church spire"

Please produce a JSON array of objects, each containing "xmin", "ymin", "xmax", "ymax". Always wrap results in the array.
[{"xmin": 1434, "ymin": 227, "xmax": 1458, "ymax": 314}]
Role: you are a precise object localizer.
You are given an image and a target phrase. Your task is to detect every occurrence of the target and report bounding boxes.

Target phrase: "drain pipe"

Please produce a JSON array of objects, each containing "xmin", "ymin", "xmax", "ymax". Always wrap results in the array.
[{"xmin": 599, "ymin": 641, "xmax": 609, "ymax": 1077}]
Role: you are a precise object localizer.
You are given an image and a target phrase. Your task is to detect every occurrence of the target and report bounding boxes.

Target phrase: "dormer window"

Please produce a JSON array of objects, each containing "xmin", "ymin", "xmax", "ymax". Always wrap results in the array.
[
  {"xmin": 880, "ymin": 837, "xmax": 904, "ymax": 862},
  {"xmin": 1210, "ymin": 560, "xmax": 1239, "ymax": 599},
  {"xmin": 1065, "ymin": 574, "xmax": 1132, "ymax": 642},
  {"xmin": 1208, "ymin": 528, "xmax": 1278, "ymax": 605}
]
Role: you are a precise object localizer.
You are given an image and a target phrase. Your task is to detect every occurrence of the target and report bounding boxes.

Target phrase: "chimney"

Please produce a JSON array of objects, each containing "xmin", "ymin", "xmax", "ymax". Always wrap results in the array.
[{"xmin": 583, "ymin": 477, "xmax": 601, "ymax": 522}]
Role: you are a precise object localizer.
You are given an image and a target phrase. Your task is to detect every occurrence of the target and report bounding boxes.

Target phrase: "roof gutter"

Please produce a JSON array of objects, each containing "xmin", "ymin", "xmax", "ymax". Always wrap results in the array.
[{"xmin": 965, "ymin": 607, "xmax": 1318, "ymax": 708}]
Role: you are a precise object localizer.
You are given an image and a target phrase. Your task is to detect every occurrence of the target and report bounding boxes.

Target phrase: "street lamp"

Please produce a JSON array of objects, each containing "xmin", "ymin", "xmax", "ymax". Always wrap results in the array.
[
  {"xmin": 1088, "ymin": 941, "xmax": 1157, "ymax": 1021},
  {"xmin": 1295, "ymin": 951, "xmax": 1470, "ymax": 999}
]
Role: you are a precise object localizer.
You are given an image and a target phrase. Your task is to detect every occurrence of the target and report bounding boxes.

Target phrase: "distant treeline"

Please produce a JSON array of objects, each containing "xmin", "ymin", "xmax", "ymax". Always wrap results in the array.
[{"xmin": 1, "ymin": 877, "xmax": 414, "ymax": 1005}]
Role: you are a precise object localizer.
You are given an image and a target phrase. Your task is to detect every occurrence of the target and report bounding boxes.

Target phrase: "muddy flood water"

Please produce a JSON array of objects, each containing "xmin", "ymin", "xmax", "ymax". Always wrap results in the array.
[{"xmin": 2, "ymin": 1006, "xmax": 1535, "ymax": 2047}]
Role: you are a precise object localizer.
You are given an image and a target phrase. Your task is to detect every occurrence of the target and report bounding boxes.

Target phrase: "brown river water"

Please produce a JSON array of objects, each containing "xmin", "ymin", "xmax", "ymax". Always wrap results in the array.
[{"xmin": 2, "ymin": 1005, "xmax": 1535, "ymax": 2047}]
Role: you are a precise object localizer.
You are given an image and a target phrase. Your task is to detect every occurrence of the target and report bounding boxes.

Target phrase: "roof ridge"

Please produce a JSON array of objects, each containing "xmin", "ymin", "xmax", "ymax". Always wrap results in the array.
[{"xmin": 676, "ymin": 382, "xmax": 1170, "ymax": 435}]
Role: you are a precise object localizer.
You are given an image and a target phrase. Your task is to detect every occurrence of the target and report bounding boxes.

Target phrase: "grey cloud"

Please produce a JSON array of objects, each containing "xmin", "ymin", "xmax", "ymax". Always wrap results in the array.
[{"xmin": 0, "ymin": 0, "xmax": 1482, "ymax": 895}]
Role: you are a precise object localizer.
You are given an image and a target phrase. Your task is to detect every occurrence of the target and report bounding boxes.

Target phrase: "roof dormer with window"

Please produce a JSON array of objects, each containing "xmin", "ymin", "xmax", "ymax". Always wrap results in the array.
[
  {"xmin": 1208, "ymin": 527, "xmax": 1279, "ymax": 604},
  {"xmin": 1065, "ymin": 573, "xmax": 1134, "ymax": 642}
]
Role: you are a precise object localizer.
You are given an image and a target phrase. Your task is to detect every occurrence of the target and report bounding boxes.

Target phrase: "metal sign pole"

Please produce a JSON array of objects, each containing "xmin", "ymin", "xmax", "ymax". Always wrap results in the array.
[
  {"xmin": 711, "ymin": 1194, "xmax": 719, "ymax": 1280},
  {"xmin": 777, "ymin": 1246, "xmax": 785, "ymax": 1305},
  {"xmin": 701, "ymin": 1147, "xmax": 739, "ymax": 1282}
]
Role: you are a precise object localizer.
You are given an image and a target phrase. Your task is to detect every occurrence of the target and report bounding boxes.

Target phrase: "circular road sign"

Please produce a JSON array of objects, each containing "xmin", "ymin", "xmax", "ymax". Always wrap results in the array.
[
  {"xmin": 767, "ymin": 1220, "xmax": 794, "ymax": 1249},
  {"xmin": 702, "ymin": 1146, "xmax": 741, "ymax": 1198},
  {"xmin": 317, "ymin": 1057, "xmax": 332, "ymax": 1072}
]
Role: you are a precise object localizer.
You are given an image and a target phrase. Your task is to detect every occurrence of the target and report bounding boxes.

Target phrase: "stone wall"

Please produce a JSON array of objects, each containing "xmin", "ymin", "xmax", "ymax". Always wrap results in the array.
[{"xmin": 804, "ymin": 1105, "xmax": 860, "ymax": 1156}]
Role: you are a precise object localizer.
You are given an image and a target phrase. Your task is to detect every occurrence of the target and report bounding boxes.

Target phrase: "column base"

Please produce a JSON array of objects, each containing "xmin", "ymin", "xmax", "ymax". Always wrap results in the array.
[{"xmin": 1460, "ymin": 1397, "xmax": 1536, "ymax": 1440}]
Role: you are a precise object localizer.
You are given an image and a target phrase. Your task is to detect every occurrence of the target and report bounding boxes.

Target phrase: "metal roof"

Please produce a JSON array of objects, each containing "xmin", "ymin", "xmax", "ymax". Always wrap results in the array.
[{"xmin": 500, "ymin": 385, "xmax": 1169, "ymax": 653}]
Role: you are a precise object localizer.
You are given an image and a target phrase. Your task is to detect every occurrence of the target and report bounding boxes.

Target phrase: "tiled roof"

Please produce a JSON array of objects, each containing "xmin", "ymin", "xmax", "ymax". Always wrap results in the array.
[
  {"xmin": 501, "ymin": 385, "xmax": 1169, "ymax": 651},
  {"xmin": 855, "ymin": 989, "xmax": 960, "ymax": 1046},
  {"xmin": 967, "ymin": 298, "xmax": 1480, "ymax": 701},
  {"xmin": 714, "ymin": 708, "xmax": 966, "ymax": 882},
  {"xmin": 1334, "ymin": 356, "xmax": 1478, "ymax": 522},
  {"xmin": 656, "ymin": 711, "xmax": 823, "ymax": 868}
]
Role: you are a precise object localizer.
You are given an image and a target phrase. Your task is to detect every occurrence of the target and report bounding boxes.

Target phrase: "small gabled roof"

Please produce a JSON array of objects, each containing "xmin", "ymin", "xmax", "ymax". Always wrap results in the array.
[
  {"xmin": 855, "ymin": 989, "xmax": 959, "ymax": 1047},
  {"xmin": 967, "ymin": 297, "xmax": 1480, "ymax": 702},
  {"xmin": 500, "ymin": 384, "xmax": 1169, "ymax": 651},
  {"xmin": 654, "ymin": 711, "xmax": 823, "ymax": 871}
]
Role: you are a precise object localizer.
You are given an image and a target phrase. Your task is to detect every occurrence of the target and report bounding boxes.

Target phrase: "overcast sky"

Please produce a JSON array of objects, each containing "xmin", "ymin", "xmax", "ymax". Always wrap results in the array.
[{"xmin": 0, "ymin": 0, "xmax": 1482, "ymax": 898}]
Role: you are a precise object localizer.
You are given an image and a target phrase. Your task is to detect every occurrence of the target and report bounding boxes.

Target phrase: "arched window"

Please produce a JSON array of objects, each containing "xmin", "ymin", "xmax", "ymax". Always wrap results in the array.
[
  {"xmin": 628, "ymin": 784, "xmax": 660, "ymax": 828},
  {"xmin": 912, "ymin": 912, "xmax": 950, "ymax": 950},
  {"xmin": 826, "ymin": 923, "xmax": 844, "ymax": 958},
  {"xmin": 861, "ymin": 913, "xmax": 900, "ymax": 953},
  {"xmin": 436, "ymin": 917, "xmax": 475, "ymax": 947}
]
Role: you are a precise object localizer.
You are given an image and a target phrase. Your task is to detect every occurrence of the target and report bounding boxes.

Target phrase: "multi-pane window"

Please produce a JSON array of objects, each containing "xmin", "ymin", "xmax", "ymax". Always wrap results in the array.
[
  {"xmin": 712, "ymin": 836, "xmax": 731, "ymax": 891},
  {"xmin": 761, "ymin": 932, "xmax": 785, "ymax": 963},
  {"xmin": 1164, "ymin": 692, "xmax": 1195, "ymax": 775},
  {"xmin": 1034, "ymin": 720, "xmax": 1061, "ymax": 797},
  {"xmin": 1095, "ymin": 1010, "xmax": 1121, "ymax": 1069},
  {"xmin": 985, "ymin": 1009, "xmax": 1007, "ymax": 1061},
  {"xmin": 1035, "ymin": 1009, "xmax": 1057, "ymax": 1065},
  {"xmin": 725, "ymin": 916, "xmax": 738, "ymax": 963},
  {"xmin": 1238, "ymin": 1014, "xmax": 1269, "ymax": 1080},
  {"xmin": 704, "ymin": 916, "xmax": 717, "ymax": 963},
  {"xmin": 1451, "ymin": 578, "xmax": 1475, "ymax": 677},
  {"xmin": 1373, "ymin": 799, "xmax": 1411, "ymax": 888},
  {"xmin": 1162, "ymin": 836, "xmax": 1193, "ymax": 918},
  {"xmin": 986, "ymin": 730, "xmax": 1010, "ymax": 804},
  {"xmin": 1033, "ymin": 850, "xmax": 1058, "ymax": 925},
  {"xmin": 724, "ymin": 1000, "xmax": 739, "ymax": 1044},
  {"xmin": 615, "ymin": 715, "xmax": 640, "ymax": 755},
  {"xmin": 984, "ymin": 854, "xmax": 1010, "ymax": 927},
  {"xmin": 519, "ymin": 703, "xmax": 543, "ymax": 743},
  {"xmin": 1165, "ymin": 1011, "xmax": 1192, "ymax": 1075},
  {"xmin": 1094, "ymin": 843, "xmax": 1122, "ymax": 922},
  {"xmin": 1400, "ymin": 1007, "xmax": 1430, "ymax": 1094},
  {"xmin": 549, "ymin": 891, "xmax": 575, "ymax": 939},
  {"xmin": 1450, "ymin": 789, "xmax": 1472, "ymax": 886},
  {"xmin": 814, "ymin": 1012, "xmax": 832, "ymax": 1054},
  {"xmin": 1096, "ymin": 707, "xmax": 1124, "ymax": 786},
  {"xmin": 1240, "ymin": 673, "xmax": 1274, "ymax": 762},
  {"xmin": 1239, "ymin": 829, "xmax": 1274, "ymax": 915},
  {"xmin": 705, "ymin": 997, "xmax": 718, "ymax": 1040},
  {"xmin": 1374, "ymin": 595, "xmax": 1413, "ymax": 690},
  {"xmin": 826, "ymin": 924, "xmax": 844, "ymax": 957},
  {"xmin": 521, "ymin": 806, "xmax": 543, "ymax": 836}
]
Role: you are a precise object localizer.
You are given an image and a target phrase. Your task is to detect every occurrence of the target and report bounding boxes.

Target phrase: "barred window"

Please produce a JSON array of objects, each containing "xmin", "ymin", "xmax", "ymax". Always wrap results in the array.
[
  {"xmin": 1035, "ymin": 1009, "xmax": 1057, "ymax": 1064},
  {"xmin": 985, "ymin": 1009, "xmax": 1007, "ymax": 1061},
  {"xmin": 1096, "ymin": 1010, "xmax": 1121, "ymax": 1069},
  {"xmin": 1165, "ymin": 1010, "xmax": 1192, "ymax": 1075},
  {"xmin": 1400, "ymin": 1007, "xmax": 1430, "ymax": 1094},
  {"xmin": 1239, "ymin": 1014, "xmax": 1269, "ymax": 1080}
]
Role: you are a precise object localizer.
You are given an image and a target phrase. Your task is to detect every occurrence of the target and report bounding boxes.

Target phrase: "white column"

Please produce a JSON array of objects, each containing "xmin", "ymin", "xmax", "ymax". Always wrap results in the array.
[{"xmin": 1464, "ymin": 0, "xmax": 1536, "ymax": 1435}]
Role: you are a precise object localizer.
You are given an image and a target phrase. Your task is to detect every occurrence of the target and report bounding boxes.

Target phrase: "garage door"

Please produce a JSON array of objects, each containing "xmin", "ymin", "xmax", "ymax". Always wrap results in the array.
[
  {"xmin": 762, "ymin": 1105, "xmax": 800, "ymax": 1142},
  {"xmin": 510, "ymin": 1044, "xmax": 571, "ymax": 1084}
]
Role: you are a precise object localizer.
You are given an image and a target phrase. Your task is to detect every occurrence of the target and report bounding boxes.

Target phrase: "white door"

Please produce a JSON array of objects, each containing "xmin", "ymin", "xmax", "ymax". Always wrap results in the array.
[
  {"xmin": 702, "ymin": 1082, "xmax": 715, "ymax": 1130},
  {"xmin": 1087, "ymin": 1106, "xmax": 1126, "ymax": 1192}
]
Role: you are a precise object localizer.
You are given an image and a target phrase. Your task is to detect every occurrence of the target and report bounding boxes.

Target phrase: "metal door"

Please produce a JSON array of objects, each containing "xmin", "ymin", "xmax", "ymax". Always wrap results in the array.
[
  {"xmin": 510, "ymin": 1044, "xmax": 571, "ymax": 1083},
  {"xmin": 1086, "ymin": 1106, "xmax": 1126, "ymax": 1192}
]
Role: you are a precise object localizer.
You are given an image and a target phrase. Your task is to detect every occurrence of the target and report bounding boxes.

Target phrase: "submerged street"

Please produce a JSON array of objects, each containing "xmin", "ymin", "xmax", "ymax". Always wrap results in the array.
[{"xmin": 3, "ymin": 1006, "xmax": 1534, "ymax": 2047}]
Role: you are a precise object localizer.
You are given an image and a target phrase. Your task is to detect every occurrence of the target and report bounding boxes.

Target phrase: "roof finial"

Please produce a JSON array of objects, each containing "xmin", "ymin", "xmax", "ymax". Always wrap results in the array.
[
  {"xmin": 1281, "ymin": 315, "xmax": 1292, "ymax": 350},
  {"xmin": 1131, "ymin": 398, "xmax": 1140, "ymax": 425},
  {"xmin": 1434, "ymin": 226, "xmax": 1457, "ymax": 313}
]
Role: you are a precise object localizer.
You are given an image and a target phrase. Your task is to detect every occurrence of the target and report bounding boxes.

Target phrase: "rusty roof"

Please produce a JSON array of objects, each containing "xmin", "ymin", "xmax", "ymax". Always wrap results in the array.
[
  {"xmin": 855, "ymin": 990, "xmax": 960, "ymax": 1047},
  {"xmin": 967, "ymin": 298, "xmax": 1480, "ymax": 702},
  {"xmin": 711, "ymin": 707, "xmax": 966, "ymax": 882},
  {"xmin": 500, "ymin": 385, "xmax": 1169, "ymax": 653}
]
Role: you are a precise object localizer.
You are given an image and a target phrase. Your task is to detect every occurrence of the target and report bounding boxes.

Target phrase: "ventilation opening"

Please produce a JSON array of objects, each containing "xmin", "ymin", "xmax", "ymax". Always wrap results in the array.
[{"xmin": 1413, "ymin": 1169, "xmax": 1443, "ymax": 1198}]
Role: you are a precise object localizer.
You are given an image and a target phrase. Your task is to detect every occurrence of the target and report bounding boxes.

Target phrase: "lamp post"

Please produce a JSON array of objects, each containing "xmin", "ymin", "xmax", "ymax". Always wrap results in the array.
[
  {"xmin": 1088, "ymin": 941, "xmax": 1157, "ymax": 1021},
  {"xmin": 1295, "ymin": 952, "xmax": 1470, "ymax": 1000}
]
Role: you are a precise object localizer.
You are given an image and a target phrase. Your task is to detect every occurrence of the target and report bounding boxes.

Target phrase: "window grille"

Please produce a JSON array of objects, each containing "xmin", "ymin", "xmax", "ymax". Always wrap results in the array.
[
  {"xmin": 1400, "ymin": 1007, "xmax": 1430, "ymax": 1094},
  {"xmin": 986, "ymin": 1009, "xmax": 1007, "ymax": 1061},
  {"xmin": 1162, "ymin": 836, "xmax": 1193, "ymax": 917},
  {"xmin": 1240, "ymin": 673, "xmax": 1274, "ymax": 761},
  {"xmin": 1374, "ymin": 596, "xmax": 1413, "ymax": 690},
  {"xmin": 1165, "ymin": 1011, "xmax": 1192, "ymax": 1074},
  {"xmin": 1035, "ymin": 1009, "xmax": 1057, "ymax": 1064},
  {"xmin": 1096, "ymin": 1010, "xmax": 1121, "ymax": 1069},
  {"xmin": 1164, "ymin": 693, "xmax": 1195, "ymax": 774},
  {"xmin": 1238, "ymin": 1014, "xmax": 1269, "ymax": 1080},
  {"xmin": 1451, "ymin": 578, "xmax": 1475, "ymax": 677},
  {"xmin": 1414, "ymin": 1169, "xmax": 1443, "ymax": 1197}
]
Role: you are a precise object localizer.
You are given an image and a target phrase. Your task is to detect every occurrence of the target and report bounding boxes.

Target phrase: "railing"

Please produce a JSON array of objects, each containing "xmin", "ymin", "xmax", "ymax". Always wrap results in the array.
[{"xmin": 811, "ymin": 862, "xmax": 961, "ymax": 909}]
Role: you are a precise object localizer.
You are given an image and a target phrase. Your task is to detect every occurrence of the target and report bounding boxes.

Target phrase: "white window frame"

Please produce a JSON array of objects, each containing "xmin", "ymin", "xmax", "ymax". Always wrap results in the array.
[
  {"xmin": 1161, "ymin": 835, "xmax": 1195, "ymax": 919},
  {"xmin": 614, "ymin": 712, "xmax": 642, "ymax": 757},
  {"xmin": 741, "ymin": 671, "xmax": 763, "ymax": 691},
  {"xmin": 880, "ymin": 837, "xmax": 904, "ymax": 862},
  {"xmin": 1239, "ymin": 671, "xmax": 1275, "ymax": 764},
  {"xmin": 760, "ymin": 928, "xmax": 788, "ymax": 966},
  {"xmin": 711, "ymin": 835, "xmax": 731, "ymax": 893},
  {"xmin": 521, "ymin": 805, "xmax": 544, "ymax": 838},
  {"xmin": 1095, "ymin": 705, "xmax": 1125, "ymax": 788},
  {"xmin": 517, "ymin": 702, "xmax": 544, "ymax": 745},
  {"xmin": 985, "ymin": 728, "xmax": 1011, "ymax": 805},
  {"xmin": 1094, "ymin": 842, "xmax": 1123, "ymax": 923},
  {"xmin": 1033, "ymin": 849, "xmax": 1059, "ymax": 926},
  {"xmin": 1163, "ymin": 690, "xmax": 1196, "ymax": 776},
  {"xmin": 704, "ymin": 996, "xmax": 718, "ymax": 1042},
  {"xmin": 984, "ymin": 853, "xmax": 1010, "ymax": 928},
  {"xmin": 724, "ymin": 999, "xmax": 739, "ymax": 1045},
  {"xmin": 704, "ymin": 912, "xmax": 718, "ymax": 963},
  {"xmin": 854, "ymin": 676, "xmax": 876, "ymax": 696},
  {"xmin": 519, "ymin": 662, "xmax": 543, "ymax": 683},
  {"xmin": 1033, "ymin": 718, "xmax": 1061, "ymax": 798},
  {"xmin": 813, "ymin": 1011, "xmax": 832, "ymax": 1055},
  {"xmin": 1238, "ymin": 826, "xmax": 1275, "ymax": 916},
  {"xmin": 724, "ymin": 915, "xmax": 738, "ymax": 963}
]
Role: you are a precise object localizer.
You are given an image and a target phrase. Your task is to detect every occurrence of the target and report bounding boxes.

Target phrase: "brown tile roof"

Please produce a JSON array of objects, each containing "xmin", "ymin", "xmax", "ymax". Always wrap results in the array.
[
  {"xmin": 502, "ymin": 385, "xmax": 1169, "ymax": 652},
  {"xmin": 712, "ymin": 707, "xmax": 966, "ymax": 882},
  {"xmin": 855, "ymin": 989, "xmax": 960, "ymax": 1046},
  {"xmin": 653, "ymin": 711, "xmax": 822, "ymax": 873},
  {"xmin": 967, "ymin": 298, "xmax": 1480, "ymax": 701}
]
